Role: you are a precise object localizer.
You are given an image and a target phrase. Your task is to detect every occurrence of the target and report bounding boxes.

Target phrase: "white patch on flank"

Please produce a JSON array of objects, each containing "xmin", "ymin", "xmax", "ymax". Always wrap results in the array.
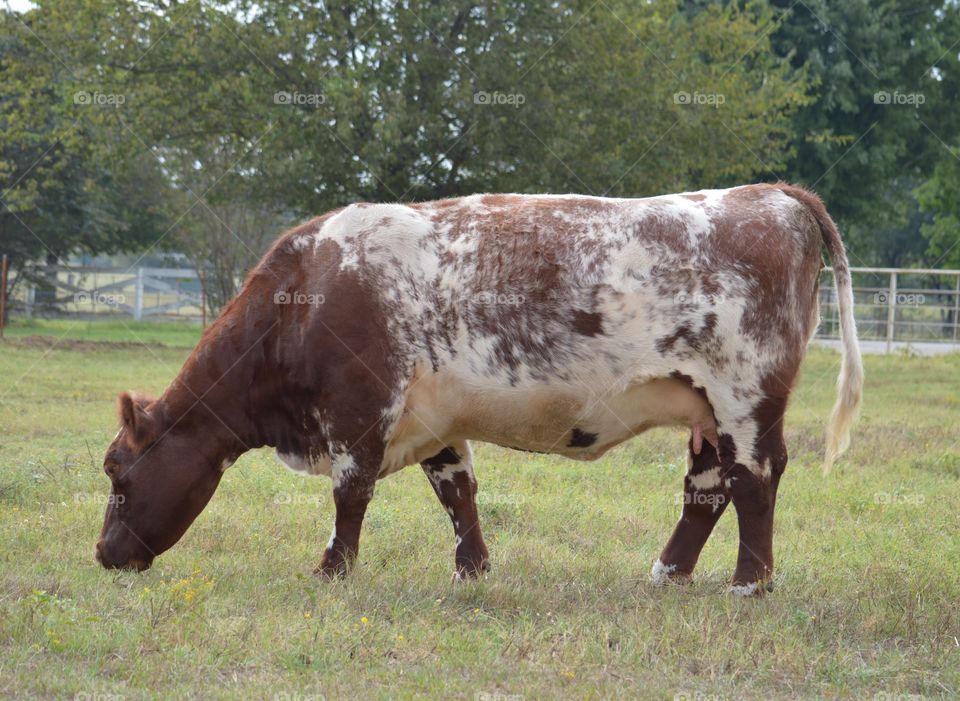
[
  {"xmin": 326, "ymin": 525, "xmax": 337, "ymax": 551},
  {"xmin": 729, "ymin": 582, "xmax": 758, "ymax": 597},
  {"xmin": 687, "ymin": 467, "xmax": 721, "ymax": 491},
  {"xmin": 455, "ymin": 535, "xmax": 463, "ymax": 548},
  {"xmin": 650, "ymin": 559, "xmax": 677, "ymax": 584},
  {"xmin": 219, "ymin": 458, "xmax": 235, "ymax": 473}
]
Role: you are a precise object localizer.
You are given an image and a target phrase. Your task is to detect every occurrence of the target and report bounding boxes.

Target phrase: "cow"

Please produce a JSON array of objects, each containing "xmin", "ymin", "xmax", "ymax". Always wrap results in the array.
[{"xmin": 96, "ymin": 182, "xmax": 863, "ymax": 595}]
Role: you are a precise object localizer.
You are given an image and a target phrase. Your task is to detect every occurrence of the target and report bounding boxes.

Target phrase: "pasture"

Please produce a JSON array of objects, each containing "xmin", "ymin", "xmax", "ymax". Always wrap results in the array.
[{"xmin": 1, "ymin": 320, "xmax": 958, "ymax": 699}]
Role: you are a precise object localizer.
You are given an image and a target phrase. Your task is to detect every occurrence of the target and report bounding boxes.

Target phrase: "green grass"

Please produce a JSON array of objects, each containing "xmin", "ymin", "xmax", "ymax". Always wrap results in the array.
[
  {"xmin": 1, "ymin": 318, "xmax": 202, "ymax": 347},
  {"xmin": 1, "ymin": 324, "xmax": 959, "ymax": 699}
]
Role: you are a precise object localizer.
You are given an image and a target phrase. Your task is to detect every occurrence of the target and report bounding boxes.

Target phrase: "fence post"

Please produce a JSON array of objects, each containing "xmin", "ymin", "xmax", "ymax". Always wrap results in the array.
[
  {"xmin": 0, "ymin": 254, "xmax": 8, "ymax": 338},
  {"xmin": 885, "ymin": 271, "xmax": 897, "ymax": 354},
  {"xmin": 134, "ymin": 267, "xmax": 144, "ymax": 321},
  {"xmin": 953, "ymin": 275, "xmax": 959, "ymax": 343}
]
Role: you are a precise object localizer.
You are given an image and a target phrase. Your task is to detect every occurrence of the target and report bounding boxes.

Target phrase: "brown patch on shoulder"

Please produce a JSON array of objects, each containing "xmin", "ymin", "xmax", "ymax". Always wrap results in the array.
[
  {"xmin": 571, "ymin": 309, "xmax": 604, "ymax": 336},
  {"xmin": 682, "ymin": 194, "xmax": 706, "ymax": 202}
]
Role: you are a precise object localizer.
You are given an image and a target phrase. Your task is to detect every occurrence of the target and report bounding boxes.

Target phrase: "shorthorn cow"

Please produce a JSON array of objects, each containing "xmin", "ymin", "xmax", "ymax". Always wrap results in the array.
[{"xmin": 97, "ymin": 182, "xmax": 862, "ymax": 595}]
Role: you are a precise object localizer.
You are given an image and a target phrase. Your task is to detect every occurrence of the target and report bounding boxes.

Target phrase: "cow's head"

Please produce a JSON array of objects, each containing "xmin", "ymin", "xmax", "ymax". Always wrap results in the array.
[{"xmin": 95, "ymin": 392, "xmax": 224, "ymax": 571}]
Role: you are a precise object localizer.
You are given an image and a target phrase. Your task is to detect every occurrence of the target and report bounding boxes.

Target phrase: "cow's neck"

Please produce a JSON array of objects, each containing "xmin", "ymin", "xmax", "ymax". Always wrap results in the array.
[{"xmin": 159, "ymin": 270, "xmax": 284, "ymax": 460}]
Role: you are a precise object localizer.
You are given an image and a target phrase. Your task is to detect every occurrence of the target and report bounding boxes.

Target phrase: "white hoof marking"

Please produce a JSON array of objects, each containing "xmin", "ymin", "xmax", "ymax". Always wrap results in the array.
[{"xmin": 650, "ymin": 559, "xmax": 677, "ymax": 585}]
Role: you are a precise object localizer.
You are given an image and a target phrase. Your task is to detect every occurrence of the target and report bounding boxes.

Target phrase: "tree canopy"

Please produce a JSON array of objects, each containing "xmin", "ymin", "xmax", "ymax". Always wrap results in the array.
[{"xmin": 2, "ymin": 0, "xmax": 959, "ymax": 307}]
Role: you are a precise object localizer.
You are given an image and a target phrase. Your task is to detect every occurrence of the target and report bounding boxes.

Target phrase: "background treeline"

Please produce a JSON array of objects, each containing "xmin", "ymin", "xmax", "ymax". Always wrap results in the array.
[{"xmin": 2, "ymin": 0, "xmax": 959, "ymax": 312}]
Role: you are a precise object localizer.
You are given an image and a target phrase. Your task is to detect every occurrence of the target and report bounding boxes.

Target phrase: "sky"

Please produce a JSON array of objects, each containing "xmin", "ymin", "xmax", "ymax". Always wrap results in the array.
[{"xmin": 4, "ymin": 0, "xmax": 37, "ymax": 11}]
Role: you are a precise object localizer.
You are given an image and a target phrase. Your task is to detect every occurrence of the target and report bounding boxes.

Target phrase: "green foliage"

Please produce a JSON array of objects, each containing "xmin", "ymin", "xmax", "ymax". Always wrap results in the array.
[
  {"xmin": 15, "ymin": 0, "xmax": 808, "ymax": 210},
  {"xmin": 768, "ymin": 0, "xmax": 958, "ymax": 265},
  {"xmin": 2, "ymin": 0, "xmax": 959, "ymax": 300},
  {"xmin": 916, "ymin": 143, "xmax": 960, "ymax": 268},
  {"xmin": 0, "ymin": 10, "xmax": 171, "ymax": 279}
]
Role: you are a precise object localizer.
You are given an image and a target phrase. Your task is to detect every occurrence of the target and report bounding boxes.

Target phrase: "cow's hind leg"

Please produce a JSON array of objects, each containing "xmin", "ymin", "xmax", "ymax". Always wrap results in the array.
[
  {"xmin": 727, "ymin": 415, "xmax": 788, "ymax": 596},
  {"xmin": 421, "ymin": 441, "xmax": 490, "ymax": 579},
  {"xmin": 316, "ymin": 450, "xmax": 380, "ymax": 579},
  {"xmin": 653, "ymin": 436, "xmax": 730, "ymax": 584}
]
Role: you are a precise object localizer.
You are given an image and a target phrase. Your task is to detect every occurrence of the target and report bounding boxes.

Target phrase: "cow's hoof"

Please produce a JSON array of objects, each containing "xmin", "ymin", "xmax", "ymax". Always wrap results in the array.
[
  {"xmin": 650, "ymin": 559, "xmax": 691, "ymax": 585},
  {"xmin": 313, "ymin": 565, "xmax": 346, "ymax": 580},
  {"xmin": 728, "ymin": 580, "xmax": 774, "ymax": 597},
  {"xmin": 314, "ymin": 556, "xmax": 349, "ymax": 580},
  {"xmin": 452, "ymin": 558, "xmax": 490, "ymax": 582}
]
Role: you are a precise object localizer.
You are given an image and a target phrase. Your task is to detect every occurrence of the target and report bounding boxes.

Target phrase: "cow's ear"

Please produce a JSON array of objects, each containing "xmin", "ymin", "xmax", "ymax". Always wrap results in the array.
[{"xmin": 118, "ymin": 392, "xmax": 161, "ymax": 449}]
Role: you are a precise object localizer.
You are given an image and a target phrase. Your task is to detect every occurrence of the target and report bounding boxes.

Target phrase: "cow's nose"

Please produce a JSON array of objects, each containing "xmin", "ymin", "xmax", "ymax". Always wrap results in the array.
[{"xmin": 95, "ymin": 539, "xmax": 117, "ymax": 568}]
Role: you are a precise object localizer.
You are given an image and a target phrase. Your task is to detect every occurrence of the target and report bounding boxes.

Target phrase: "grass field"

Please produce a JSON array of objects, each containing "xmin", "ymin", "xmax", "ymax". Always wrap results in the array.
[{"xmin": 1, "ymin": 320, "xmax": 958, "ymax": 699}]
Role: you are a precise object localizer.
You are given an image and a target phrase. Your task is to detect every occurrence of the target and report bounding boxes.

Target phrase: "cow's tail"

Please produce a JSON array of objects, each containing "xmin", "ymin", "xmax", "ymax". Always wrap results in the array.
[{"xmin": 776, "ymin": 183, "xmax": 863, "ymax": 473}]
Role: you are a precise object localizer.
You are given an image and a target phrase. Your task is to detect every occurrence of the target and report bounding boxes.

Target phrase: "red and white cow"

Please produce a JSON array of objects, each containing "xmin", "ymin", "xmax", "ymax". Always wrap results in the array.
[{"xmin": 96, "ymin": 182, "xmax": 862, "ymax": 595}]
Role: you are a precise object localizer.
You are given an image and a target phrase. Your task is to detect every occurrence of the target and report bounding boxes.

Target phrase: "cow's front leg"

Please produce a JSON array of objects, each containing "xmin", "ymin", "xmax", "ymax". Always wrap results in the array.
[
  {"xmin": 421, "ymin": 441, "xmax": 490, "ymax": 580},
  {"xmin": 316, "ymin": 454, "xmax": 377, "ymax": 579},
  {"xmin": 653, "ymin": 437, "xmax": 730, "ymax": 583}
]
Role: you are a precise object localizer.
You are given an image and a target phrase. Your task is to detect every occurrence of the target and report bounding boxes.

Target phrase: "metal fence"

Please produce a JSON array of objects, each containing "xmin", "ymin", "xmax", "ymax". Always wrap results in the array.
[
  {"xmin": 818, "ymin": 267, "xmax": 960, "ymax": 353},
  {"xmin": 12, "ymin": 265, "xmax": 205, "ymax": 321}
]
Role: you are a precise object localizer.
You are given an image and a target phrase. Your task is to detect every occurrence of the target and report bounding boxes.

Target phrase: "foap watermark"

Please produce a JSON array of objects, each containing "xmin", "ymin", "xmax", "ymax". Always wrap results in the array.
[
  {"xmin": 673, "ymin": 693, "xmax": 725, "ymax": 701},
  {"xmin": 674, "ymin": 91, "xmax": 725, "ymax": 107},
  {"xmin": 674, "ymin": 291, "xmax": 726, "ymax": 306},
  {"xmin": 74, "ymin": 492, "xmax": 125, "ymax": 506},
  {"xmin": 474, "ymin": 91, "xmax": 526, "ymax": 108},
  {"xmin": 675, "ymin": 491, "xmax": 726, "ymax": 508},
  {"xmin": 74, "ymin": 290, "xmax": 126, "ymax": 307},
  {"xmin": 473, "ymin": 291, "xmax": 525, "ymax": 308},
  {"xmin": 273, "ymin": 691, "xmax": 326, "ymax": 701},
  {"xmin": 873, "ymin": 291, "xmax": 925, "ymax": 307},
  {"xmin": 73, "ymin": 693, "xmax": 126, "ymax": 701},
  {"xmin": 475, "ymin": 693, "xmax": 523, "ymax": 701},
  {"xmin": 873, "ymin": 90, "xmax": 925, "ymax": 107},
  {"xmin": 74, "ymin": 90, "xmax": 126, "ymax": 106},
  {"xmin": 873, "ymin": 693, "xmax": 923, "ymax": 701},
  {"xmin": 874, "ymin": 491, "xmax": 925, "ymax": 506},
  {"xmin": 273, "ymin": 492, "xmax": 324, "ymax": 506},
  {"xmin": 274, "ymin": 290, "xmax": 325, "ymax": 307},
  {"xmin": 274, "ymin": 90, "xmax": 326, "ymax": 107}
]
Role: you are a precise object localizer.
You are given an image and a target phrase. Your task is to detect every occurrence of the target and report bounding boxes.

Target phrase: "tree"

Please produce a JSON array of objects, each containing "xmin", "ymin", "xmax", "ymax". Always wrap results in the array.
[
  {"xmin": 15, "ymin": 0, "xmax": 813, "ymax": 312},
  {"xmin": 768, "ymin": 0, "xmax": 957, "ymax": 266},
  {"xmin": 0, "ymin": 8, "xmax": 171, "ymax": 305}
]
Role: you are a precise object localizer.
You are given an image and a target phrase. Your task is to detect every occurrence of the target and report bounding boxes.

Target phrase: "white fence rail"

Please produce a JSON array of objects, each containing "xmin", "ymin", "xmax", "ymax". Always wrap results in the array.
[
  {"xmin": 818, "ymin": 267, "xmax": 960, "ymax": 353},
  {"xmin": 17, "ymin": 265, "xmax": 204, "ymax": 320}
]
